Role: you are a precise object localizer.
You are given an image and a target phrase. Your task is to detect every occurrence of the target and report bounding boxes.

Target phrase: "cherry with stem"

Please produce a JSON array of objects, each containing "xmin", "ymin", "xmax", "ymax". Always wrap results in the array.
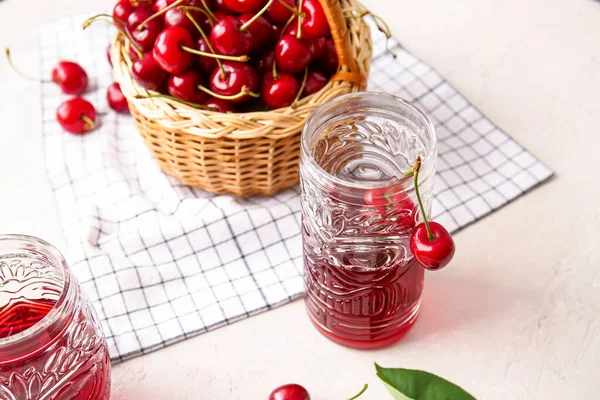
[
  {"xmin": 409, "ymin": 156, "xmax": 455, "ymax": 271},
  {"xmin": 56, "ymin": 98, "xmax": 97, "ymax": 135},
  {"xmin": 6, "ymin": 48, "xmax": 88, "ymax": 95}
]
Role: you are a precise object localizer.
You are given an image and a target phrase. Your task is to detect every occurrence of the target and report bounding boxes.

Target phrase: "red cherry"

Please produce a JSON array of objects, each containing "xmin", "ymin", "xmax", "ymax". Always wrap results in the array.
[
  {"xmin": 363, "ymin": 187, "xmax": 391, "ymax": 206},
  {"xmin": 51, "ymin": 61, "xmax": 89, "ymax": 95},
  {"xmin": 213, "ymin": 0, "xmax": 235, "ymax": 13},
  {"xmin": 194, "ymin": 37, "xmax": 219, "ymax": 73},
  {"xmin": 267, "ymin": 0, "xmax": 296, "ymax": 25},
  {"xmin": 164, "ymin": 8, "xmax": 207, "ymax": 35},
  {"xmin": 107, "ymin": 82, "xmax": 130, "ymax": 113},
  {"xmin": 168, "ymin": 70, "xmax": 207, "ymax": 103},
  {"xmin": 132, "ymin": 52, "xmax": 169, "ymax": 90},
  {"xmin": 261, "ymin": 71, "xmax": 299, "ymax": 109},
  {"xmin": 127, "ymin": 9, "xmax": 165, "ymax": 52},
  {"xmin": 255, "ymin": 50, "xmax": 274, "ymax": 73},
  {"xmin": 300, "ymin": 0, "xmax": 330, "ymax": 37},
  {"xmin": 238, "ymin": 13, "xmax": 272, "ymax": 48},
  {"xmin": 223, "ymin": 0, "xmax": 267, "ymax": 13},
  {"xmin": 113, "ymin": 0, "xmax": 136, "ymax": 28},
  {"xmin": 209, "ymin": 61, "xmax": 258, "ymax": 103},
  {"xmin": 311, "ymin": 36, "xmax": 325, "ymax": 58},
  {"xmin": 283, "ymin": 23, "xmax": 324, "ymax": 57},
  {"xmin": 6, "ymin": 49, "xmax": 88, "ymax": 95},
  {"xmin": 268, "ymin": 384, "xmax": 310, "ymax": 400},
  {"xmin": 153, "ymin": 26, "xmax": 195, "ymax": 74},
  {"xmin": 410, "ymin": 222, "xmax": 455, "ymax": 271},
  {"xmin": 302, "ymin": 69, "xmax": 327, "ymax": 96},
  {"xmin": 56, "ymin": 98, "xmax": 97, "ymax": 135},
  {"xmin": 203, "ymin": 96, "xmax": 237, "ymax": 112},
  {"xmin": 153, "ymin": 0, "xmax": 175, "ymax": 12},
  {"xmin": 210, "ymin": 16, "xmax": 253, "ymax": 56},
  {"xmin": 275, "ymin": 34, "xmax": 314, "ymax": 73},
  {"xmin": 317, "ymin": 38, "xmax": 338, "ymax": 76}
]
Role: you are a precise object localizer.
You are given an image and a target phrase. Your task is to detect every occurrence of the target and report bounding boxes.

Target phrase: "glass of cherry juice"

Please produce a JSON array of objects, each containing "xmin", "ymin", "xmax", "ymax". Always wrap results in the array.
[
  {"xmin": 0, "ymin": 235, "xmax": 111, "ymax": 399},
  {"xmin": 301, "ymin": 93, "xmax": 437, "ymax": 349}
]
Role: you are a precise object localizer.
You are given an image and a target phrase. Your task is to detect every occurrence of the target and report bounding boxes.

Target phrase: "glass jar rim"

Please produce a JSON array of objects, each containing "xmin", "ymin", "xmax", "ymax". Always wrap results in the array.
[
  {"xmin": 0, "ymin": 234, "xmax": 73, "ymax": 349},
  {"xmin": 301, "ymin": 92, "xmax": 437, "ymax": 190}
]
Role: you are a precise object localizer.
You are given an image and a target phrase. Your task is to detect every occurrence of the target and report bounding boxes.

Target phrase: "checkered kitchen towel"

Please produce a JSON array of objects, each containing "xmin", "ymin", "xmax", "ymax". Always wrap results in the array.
[{"xmin": 40, "ymin": 16, "xmax": 553, "ymax": 361}]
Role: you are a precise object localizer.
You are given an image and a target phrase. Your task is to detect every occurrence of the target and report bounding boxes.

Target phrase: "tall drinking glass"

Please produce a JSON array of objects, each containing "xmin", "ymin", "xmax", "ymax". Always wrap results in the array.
[
  {"xmin": 0, "ymin": 235, "xmax": 111, "ymax": 399},
  {"xmin": 300, "ymin": 93, "xmax": 437, "ymax": 349}
]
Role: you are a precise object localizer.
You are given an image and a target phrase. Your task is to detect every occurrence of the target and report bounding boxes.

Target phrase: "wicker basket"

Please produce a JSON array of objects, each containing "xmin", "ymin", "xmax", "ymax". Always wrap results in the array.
[{"xmin": 112, "ymin": 0, "xmax": 372, "ymax": 196}]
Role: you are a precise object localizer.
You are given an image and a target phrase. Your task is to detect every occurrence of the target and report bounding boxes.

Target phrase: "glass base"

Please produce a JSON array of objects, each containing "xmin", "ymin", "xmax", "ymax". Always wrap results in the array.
[{"xmin": 306, "ymin": 300, "xmax": 421, "ymax": 350}]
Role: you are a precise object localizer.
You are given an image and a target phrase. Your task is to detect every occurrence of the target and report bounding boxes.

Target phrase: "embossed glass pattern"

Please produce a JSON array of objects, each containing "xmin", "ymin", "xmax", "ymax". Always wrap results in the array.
[
  {"xmin": 301, "ymin": 93, "xmax": 437, "ymax": 349},
  {"xmin": 0, "ymin": 235, "xmax": 111, "ymax": 399}
]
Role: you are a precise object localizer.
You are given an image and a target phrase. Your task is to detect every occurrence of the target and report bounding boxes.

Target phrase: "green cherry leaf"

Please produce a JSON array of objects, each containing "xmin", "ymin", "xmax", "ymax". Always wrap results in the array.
[{"xmin": 375, "ymin": 363, "xmax": 477, "ymax": 400}]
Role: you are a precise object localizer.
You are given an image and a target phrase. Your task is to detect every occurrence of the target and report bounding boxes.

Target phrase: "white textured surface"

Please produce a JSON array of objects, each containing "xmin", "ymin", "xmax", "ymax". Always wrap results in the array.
[{"xmin": 1, "ymin": 0, "xmax": 599, "ymax": 398}]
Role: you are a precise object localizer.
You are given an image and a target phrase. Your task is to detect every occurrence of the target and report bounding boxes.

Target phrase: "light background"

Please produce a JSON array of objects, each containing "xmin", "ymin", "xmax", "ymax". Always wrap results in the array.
[{"xmin": 1, "ymin": 0, "xmax": 599, "ymax": 398}]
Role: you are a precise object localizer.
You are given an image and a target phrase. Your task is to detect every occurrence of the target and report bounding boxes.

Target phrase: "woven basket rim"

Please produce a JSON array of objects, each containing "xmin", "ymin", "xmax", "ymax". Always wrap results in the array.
[{"xmin": 112, "ymin": 0, "xmax": 372, "ymax": 140}]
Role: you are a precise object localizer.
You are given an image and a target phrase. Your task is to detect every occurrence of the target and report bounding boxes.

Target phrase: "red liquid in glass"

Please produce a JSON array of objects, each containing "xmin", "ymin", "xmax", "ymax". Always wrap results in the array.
[
  {"xmin": 0, "ymin": 298, "xmax": 111, "ymax": 399},
  {"xmin": 303, "ymin": 186, "xmax": 424, "ymax": 349},
  {"xmin": 0, "ymin": 298, "xmax": 57, "ymax": 339}
]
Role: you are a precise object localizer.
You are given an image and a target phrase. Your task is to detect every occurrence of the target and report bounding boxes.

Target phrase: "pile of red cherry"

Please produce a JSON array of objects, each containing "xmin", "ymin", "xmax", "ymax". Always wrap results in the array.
[{"xmin": 98, "ymin": 0, "xmax": 338, "ymax": 112}]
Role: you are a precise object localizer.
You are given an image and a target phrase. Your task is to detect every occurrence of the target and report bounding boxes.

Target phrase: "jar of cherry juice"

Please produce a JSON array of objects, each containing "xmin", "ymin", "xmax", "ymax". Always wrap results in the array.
[
  {"xmin": 0, "ymin": 235, "xmax": 111, "ymax": 399},
  {"xmin": 301, "ymin": 93, "xmax": 437, "ymax": 349}
]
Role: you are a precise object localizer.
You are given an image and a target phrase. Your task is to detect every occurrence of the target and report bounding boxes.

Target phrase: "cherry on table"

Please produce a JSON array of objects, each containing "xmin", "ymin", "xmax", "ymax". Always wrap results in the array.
[
  {"xmin": 127, "ymin": 8, "xmax": 164, "ymax": 52},
  {"xmin": 261, "ymin": 71, "xmax": 299, "ymax": 109},
  {"xmin": 223, "ymin": 0, "xmax": 267, "ymax": 13},
  {"xmin": 56, "ymin": 98, "xmax": 97, "ymax": 135},
  {"xmin": 107, "ymin": 82, "xmax": 130, "ymax": 113},
  {"xmin": 209, "ymin": 61, "xmax": 258, "ymax": 102},
  {"xmin": 210, "ymin": 16, "xmax": 254, "ymax": 56},
  {"xmin": 302, "ymin": 69, "xmax": 327, "ymax": 96},
  {"xmin": 168, "ymin": 70, "xmax": 207, "ymax": 103},
  {"xmin": 275, "ymin": 34, "xmax": 314, "ymax": 74},
  {"xmin": 268, "ymin": 384, "xmax": 310, "ymax": 400},
  {"xmin": 267, "ymin": 0, "xmax": 296, "ymax": 25},
  {"xmin": 203, "ymin": 96, "xmax": 237, "ymax": 112},
  {"xmin": 153, "ymin": 26, "xmax": 195, "ymax": 74},
  {"xmin": 194, "ymin": 37, "xmax": 219, "ymax": 73},
  {"xmin": 409, "ymin": 157, "xmax": 455, "ymax": 270},
  {"xmin": 300, "ymin": 0, "xmax": 330, "ymax": 37},
  {"xmin": 132, "ymin": 52, "xmax": 169, "ymax": 90},
  {"xmin": 5, "ymin": 49, "xmax": 89, "ymax": 95}
]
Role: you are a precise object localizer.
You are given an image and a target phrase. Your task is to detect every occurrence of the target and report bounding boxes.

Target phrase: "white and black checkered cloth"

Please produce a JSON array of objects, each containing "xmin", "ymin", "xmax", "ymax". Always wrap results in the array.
[{"xmin": 40, "ymin": 16, "xmax": 553, "ymax": 361}]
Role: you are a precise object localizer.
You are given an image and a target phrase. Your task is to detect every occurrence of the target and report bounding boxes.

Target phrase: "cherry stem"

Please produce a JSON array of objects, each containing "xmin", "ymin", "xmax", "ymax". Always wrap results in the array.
[
  {"xmin": 413, "ymin": 156, "xmax": 435, "ymax": 241},
  {"xmin": 276, "ymin": 0, "xmax": 305, "ymax": 17},
  {"xmin": 292, "ymin": 67, "xmax": 308, "ymax": 107},
  {"xmin": 200, "ymin": 0, "xmax": 217, "ymax": 21},
  {"xmin": 240, "ymin": 0, "xmax": 274, "ymax": 31},
  {"xmin": 196, "ymin": 85, "xmax": 259, "ymax": 100},
  {"xmin": 81, "ymin": 115, "xmax": 96, "ymax": 131},
  {"xmin": 5, "ymin": 48, "xmax": 52, "ymax": 83},
  {"xmin": 343, "ymin": 8, "xmax": 397, "ymax": 58},
  {"xmin": 82, "ymin": 15, "xmax": 143, "ymax": 57},
  {"xmin": 178, "ymin": 6, "xmax": 215, "ymax": 27},
  {"xmin": 181, "ymin": 46, "xmax": 249, "ymax": 62},
  {"xmin": 137, "ymin": 0, "xmax": 185, "ymax": 31},
  {"xmin": 272, "ymin": 57, "xmax": 278, "ymax": 79},
  {"xmin": 347, "ymin": 384, "xmax": 368, "ymax": 400},
  {"xmin": 134, "ymin": 94, "xmax": 213, "ymax": 110},
  {"xmin": 296, "ymin": 0, "xmax": 304, "ymax": 39},
  {"xmin": 181, "ymin": 8, "xmax": 226, "ymax": 79}
]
